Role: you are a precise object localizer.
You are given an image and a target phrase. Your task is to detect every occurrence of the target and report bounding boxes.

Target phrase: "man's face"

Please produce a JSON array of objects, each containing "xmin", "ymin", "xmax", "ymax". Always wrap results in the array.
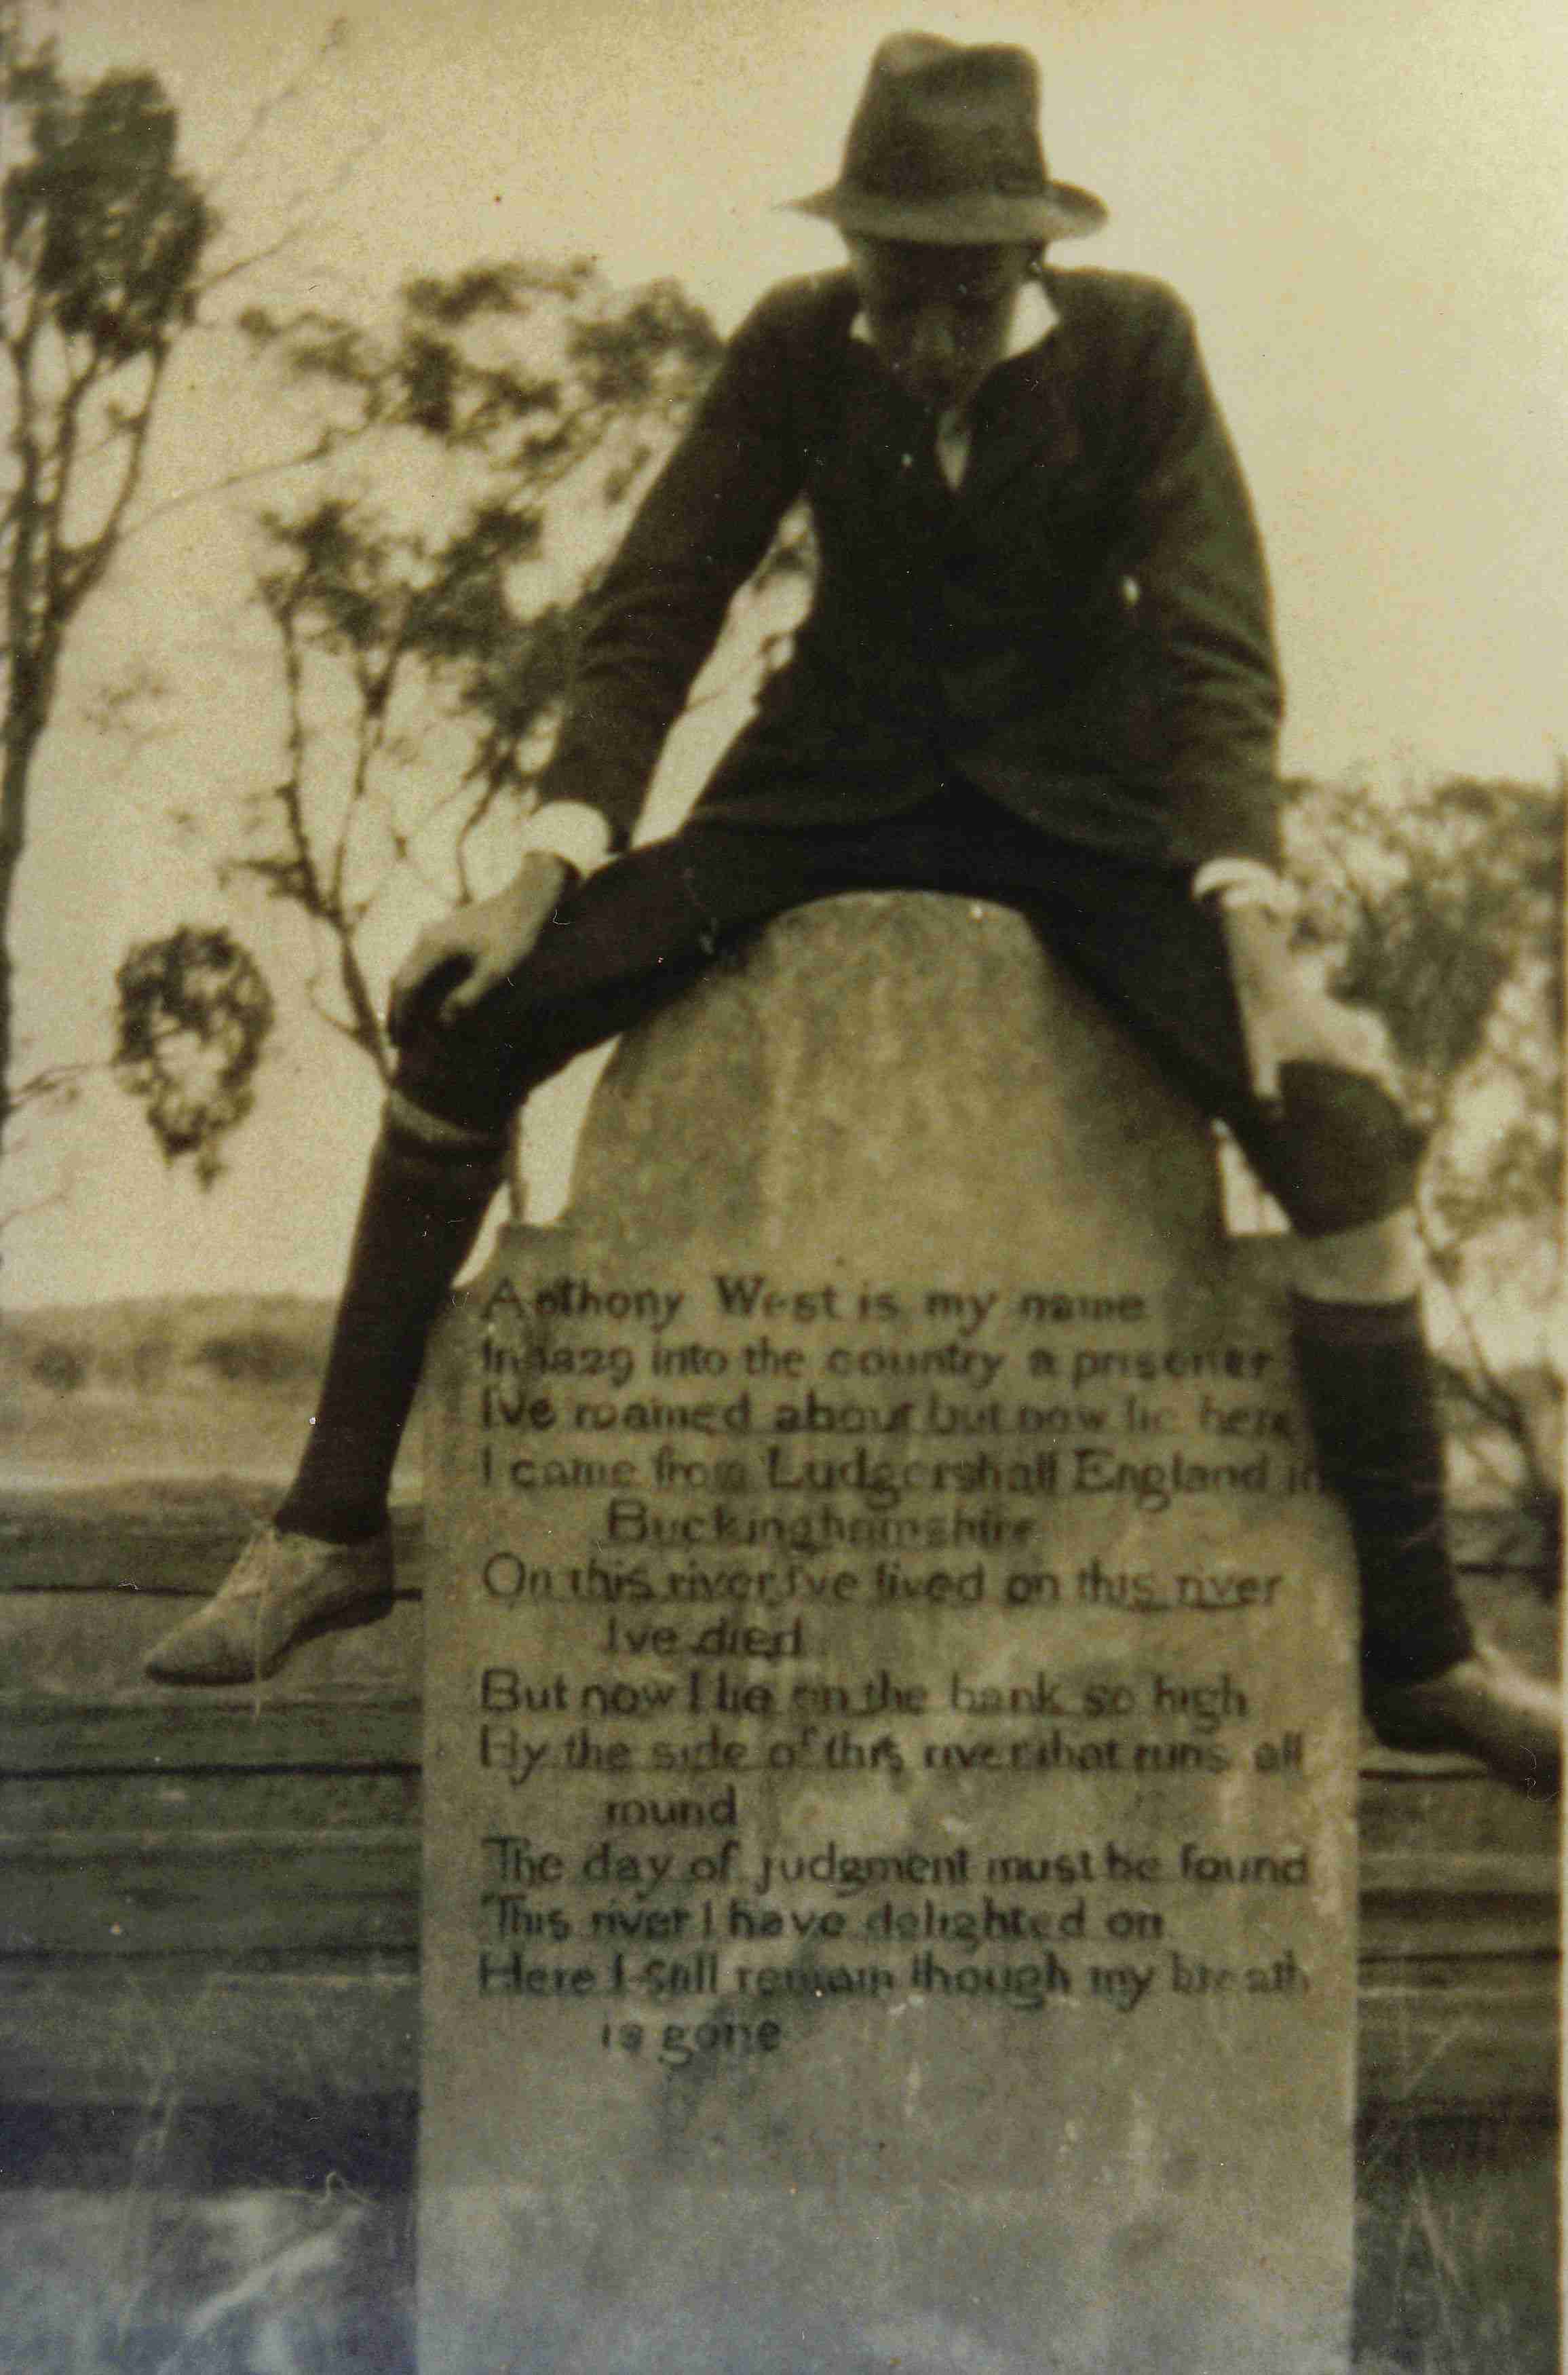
[{"xmin": 846, "ymin": 237, "xmax": 1037, "ymax": 417}]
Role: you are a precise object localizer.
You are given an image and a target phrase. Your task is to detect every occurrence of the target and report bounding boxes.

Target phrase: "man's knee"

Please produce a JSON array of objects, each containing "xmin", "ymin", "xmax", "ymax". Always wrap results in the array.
[
  {"xmin": 389, "ymin": 1002, "xmax": 522, "ymax": 1144},
  {"xmin": 384, "ymin": 1086, "xmax": 509, "ymax": 1160},
  {"xmin": 1263, "ymin": 1060, "xmax": 1426, "ymax": 1238}
]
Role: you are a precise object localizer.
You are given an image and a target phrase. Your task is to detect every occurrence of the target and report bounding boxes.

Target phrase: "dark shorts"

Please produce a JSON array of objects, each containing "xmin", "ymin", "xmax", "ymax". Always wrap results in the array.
[{"xmin": 393, "ymin": 786, "xmax": 1423, "ymax": 1236}]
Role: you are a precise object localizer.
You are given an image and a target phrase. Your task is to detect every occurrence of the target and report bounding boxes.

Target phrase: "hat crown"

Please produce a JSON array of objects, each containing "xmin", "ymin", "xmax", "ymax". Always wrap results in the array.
[
  {"xmin": 846, "ymin": 37, "xmax": 1049, "ymax": 204},
  {"xmin": 788, "ymin": 33, "xmax": 1105, "ymax": 246}
]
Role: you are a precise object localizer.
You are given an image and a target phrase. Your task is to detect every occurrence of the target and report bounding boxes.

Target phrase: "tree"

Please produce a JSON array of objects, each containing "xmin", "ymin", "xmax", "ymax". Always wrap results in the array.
[
  {"xmin": 1285, "ymin": 769, "xmax": 1563, "ymax": 1546},
  {"xmin": 29, "ymin": 1335, "xmax": 83, "ymax": 1394},
  {"xmin": 113, "ymin": 924, "xmax": 275, "ymax": 1187},
  {"xmin": 0, "ymin": 10, "xmax": 216, "ymax": 1171},
  {"xmin": 221, "ymin": 261, "xmax": 807, "ymax": 1080}
]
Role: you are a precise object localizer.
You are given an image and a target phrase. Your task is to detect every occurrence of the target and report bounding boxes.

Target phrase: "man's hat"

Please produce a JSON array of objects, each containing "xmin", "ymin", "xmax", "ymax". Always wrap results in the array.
[{"xmin": 789, "ymin": 33, "xmax": 1106, "ymax": 246}]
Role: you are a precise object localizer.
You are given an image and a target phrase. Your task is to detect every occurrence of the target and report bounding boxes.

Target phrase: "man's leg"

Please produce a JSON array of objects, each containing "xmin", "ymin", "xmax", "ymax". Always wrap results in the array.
[
  {"xmin": 275, "ymin": 833, "xmax": 807, "ymax": 1538},
  {"xmin": 273, "ymin": 1104, "xmax": 510, "ymax": 1545},
  {"xmin": 1263, "ymin": 1077, "xmax": 1559, "ymax": 1796},
  {"xmin": 984, "ymin": 832, "xmax": 1559, "ymax": 1798},
  {"xmin": 244, "ymin": 795, "xmax": 1046, "ymax": 1580},
  {"xmin": 145, "ymin": 1103, "xmax": 509, "ymax": 1682},
  {"xmin": 143, "ymin": 822, "xmax": 833, "ymax": 1683},
  {"xmin": 1288, "ymin": 1221, "xmax": 1471, "ymax": 1683}
]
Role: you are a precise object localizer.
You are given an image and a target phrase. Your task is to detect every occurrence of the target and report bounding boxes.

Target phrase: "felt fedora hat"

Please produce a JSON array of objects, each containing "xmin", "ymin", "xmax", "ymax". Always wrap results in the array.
[{"xmin": 790, "ymin": 33, "xmax": 1106, "ymax": 246}]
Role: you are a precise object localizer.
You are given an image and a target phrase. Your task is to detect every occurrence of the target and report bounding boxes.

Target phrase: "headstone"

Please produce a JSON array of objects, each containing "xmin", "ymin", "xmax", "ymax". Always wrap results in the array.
[{"xmin": 419, "ymin": 894, "xmax": 1357, "ymax": 2375}]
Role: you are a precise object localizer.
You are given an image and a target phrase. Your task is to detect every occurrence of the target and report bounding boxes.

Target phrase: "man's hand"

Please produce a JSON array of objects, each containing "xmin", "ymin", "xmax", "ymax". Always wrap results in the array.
[
  {"xmin": 387, "ymin": 852, "xmax": 571, "ymax": 1048},
  {"xmin": 1220, "ymin": 904, "xmax": 1383, "ymax": 1103}
]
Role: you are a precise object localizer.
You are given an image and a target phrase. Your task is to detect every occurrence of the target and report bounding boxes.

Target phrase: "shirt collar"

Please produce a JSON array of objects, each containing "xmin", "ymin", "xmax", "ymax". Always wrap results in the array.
[{"xmin": 850, "ymin": 273, "xmax": 1060, "ymax": 366}]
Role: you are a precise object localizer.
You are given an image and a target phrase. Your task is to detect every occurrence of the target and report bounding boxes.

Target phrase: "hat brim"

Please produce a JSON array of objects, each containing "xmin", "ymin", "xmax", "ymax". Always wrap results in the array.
[{"xmin": 788, "ymin": 180, "xmax": 1106, "ymax": 244}]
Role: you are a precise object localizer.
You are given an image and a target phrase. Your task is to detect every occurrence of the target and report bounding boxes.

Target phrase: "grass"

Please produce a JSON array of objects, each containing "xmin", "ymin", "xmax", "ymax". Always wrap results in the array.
[
  {"xmin": 1353, "ymin": 2109, "xmax": 1559, "ymax": 2374},
  {"xmin": 0, "ymin": 2186, "xmax": 415, "ymax": 2375},
  {"xmin": 0, "ymin": 2108, "xmax": 1552, "ymax": 2372}
]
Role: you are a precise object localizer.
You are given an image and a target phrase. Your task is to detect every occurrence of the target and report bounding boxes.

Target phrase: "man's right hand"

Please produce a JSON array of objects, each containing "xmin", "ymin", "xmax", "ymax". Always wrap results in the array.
[{"xmin": 387, "ymin": 851, "xmax": 573, "ymax": 1048}]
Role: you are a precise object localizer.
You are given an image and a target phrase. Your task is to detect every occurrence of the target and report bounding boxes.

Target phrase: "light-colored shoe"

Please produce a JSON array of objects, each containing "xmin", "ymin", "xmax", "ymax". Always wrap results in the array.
[
  {"xmin": 143, "ymin": 1523, "xmax": 395, "ymax": 1684},
  {"xmin": 1366, "ymin": 1637, "xmax": 1561, "ymax": 1800}
]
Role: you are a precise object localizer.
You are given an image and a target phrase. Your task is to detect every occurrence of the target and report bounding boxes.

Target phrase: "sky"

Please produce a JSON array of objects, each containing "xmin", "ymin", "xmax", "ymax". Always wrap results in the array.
[{"xmin": 6, "ymin": 0, "xmax": 1567, "ymax": 1314}]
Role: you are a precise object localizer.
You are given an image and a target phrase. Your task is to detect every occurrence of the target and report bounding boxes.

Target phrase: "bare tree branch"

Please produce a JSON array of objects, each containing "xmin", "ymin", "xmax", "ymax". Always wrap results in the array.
[{"xmin": 204, "ymin": 16, "xmax": 352, "ymax": 199}]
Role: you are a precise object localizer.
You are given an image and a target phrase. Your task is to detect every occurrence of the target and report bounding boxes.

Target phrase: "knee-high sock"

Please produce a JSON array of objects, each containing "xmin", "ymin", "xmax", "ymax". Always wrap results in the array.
[
  {"xmin": 1290, "ymin": 1291, "xmax": 1476, "ymax": 1685},
  {"xmin": 275, "ymin": 1123, "xmax": 504, "ymax": 1544}
]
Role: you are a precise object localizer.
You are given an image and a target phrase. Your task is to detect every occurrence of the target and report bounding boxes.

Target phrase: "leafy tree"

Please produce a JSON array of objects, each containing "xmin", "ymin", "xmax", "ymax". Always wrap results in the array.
[
  {"xmin": 113, "ymin": 924, "xmax": 274, "ymax": 1186},
  {"xmin": 0, "ymin": 9, "xmax": 216, "ymax": 1169},
  {"xmin": 30, "ymin": 1335, "xmax": 84, "ymax": 1394},
  {"xmin": 195, "ymin": 1325, "xmax": 311, "ymax": 1387},
  {"xmin": 221, "ymin": 261, "xmax": 809, "ymax": 1080},
  {"xmin": 1286, "ymin": 770, "xmax": 1563, "ymax": 1546}
]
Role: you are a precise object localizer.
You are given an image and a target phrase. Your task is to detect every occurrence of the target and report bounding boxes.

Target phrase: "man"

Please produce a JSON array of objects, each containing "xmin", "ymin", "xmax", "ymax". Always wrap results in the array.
[{"xmin": 145, "ymin": 35, "xmax": 1559, "ymax": 1796}]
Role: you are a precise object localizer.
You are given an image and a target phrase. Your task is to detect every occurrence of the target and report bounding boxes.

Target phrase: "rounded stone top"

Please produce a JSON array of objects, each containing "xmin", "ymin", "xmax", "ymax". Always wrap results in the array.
[{"xmin": 567, "ymin": 892, "xmax": 1224, "ymax": 1276}]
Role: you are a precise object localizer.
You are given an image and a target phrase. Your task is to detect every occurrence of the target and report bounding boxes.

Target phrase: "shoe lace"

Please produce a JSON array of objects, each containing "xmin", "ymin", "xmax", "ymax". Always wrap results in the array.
[
  {"xmin": 214, "ymin": 1523, "xmax": 275, "ymax": 1602},
  {"xmin": 215, "ymin": 1523, "xmax": 297, "ymax": 1710}
]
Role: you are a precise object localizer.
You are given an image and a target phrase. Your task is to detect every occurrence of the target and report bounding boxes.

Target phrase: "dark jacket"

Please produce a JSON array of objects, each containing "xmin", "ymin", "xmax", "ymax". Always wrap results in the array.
[{"xmin": 538, "ymin": 266, "xmax": 1284, "ymax": 871}]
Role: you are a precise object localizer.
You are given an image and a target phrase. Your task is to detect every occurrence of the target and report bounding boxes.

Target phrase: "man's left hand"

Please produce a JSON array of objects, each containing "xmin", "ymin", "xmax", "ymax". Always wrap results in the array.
[{"xmin": 1219, "ymin": 905, "xmax": 1381, "ymax": 1104}]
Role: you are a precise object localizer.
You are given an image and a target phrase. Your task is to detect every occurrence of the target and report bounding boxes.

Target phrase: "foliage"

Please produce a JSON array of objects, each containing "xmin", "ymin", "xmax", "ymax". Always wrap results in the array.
[
  {"xmin": 194, "ymin": 1325, "xmax": 313, "ymax": 1386},
  {"xmin": 124, "ymin": 1319, "xmax": 175, "ymax": 1393},
  {"xmin": 3, "ymin": 57, "xmax": 208, "ymax": 357},
  {"xmin": 221, "ymin": 259, "xmax": 748, "ymax": 1076},
  {"xmin": 0, "ymin": 9, "xmax": 217, "ymax": 1171},
  {"xmin": 113, "ymin": 925, "xmax": 274, "ymax": 1186},
  {"xmin": 28, "ymin": 1335, "xmax": 83, "ymax": 1394},
  {"xmin": 1286, "ymin": 769, "xmax": 1563, "ymax": 1526}
]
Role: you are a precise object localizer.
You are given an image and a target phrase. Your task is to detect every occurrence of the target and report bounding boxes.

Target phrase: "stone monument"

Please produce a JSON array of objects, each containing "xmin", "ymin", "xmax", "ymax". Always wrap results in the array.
[{"xmin": 419, "ymin": 894, "xmax": 1358, "ymax": 2374}]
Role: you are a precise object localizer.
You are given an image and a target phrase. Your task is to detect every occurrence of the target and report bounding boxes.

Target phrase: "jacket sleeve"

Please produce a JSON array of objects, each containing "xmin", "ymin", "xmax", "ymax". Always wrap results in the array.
[
  {"xmin": 535, "ymin": 287, "xmax": 808, "ymax": 850},
  {"xmin": 1120, "ymin": 288, "xmax": 1284, "ymax": 869}
]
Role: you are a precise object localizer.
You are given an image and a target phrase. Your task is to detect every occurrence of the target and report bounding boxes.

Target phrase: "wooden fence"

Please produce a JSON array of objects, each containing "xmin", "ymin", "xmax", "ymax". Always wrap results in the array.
[{"xmin": 0, "ymin": 1496, "xmax": 1556, "ymax": 2135}]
